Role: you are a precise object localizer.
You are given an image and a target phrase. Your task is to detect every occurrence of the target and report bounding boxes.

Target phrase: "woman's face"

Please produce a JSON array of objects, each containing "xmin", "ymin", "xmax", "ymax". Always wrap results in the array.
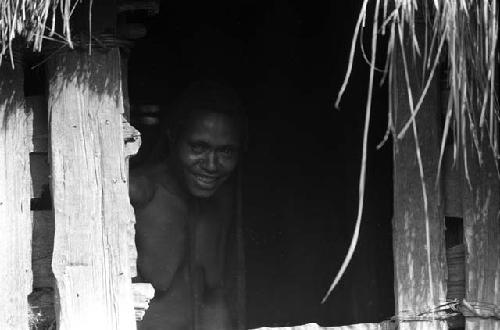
[{"xmin": 173, "ymin": 111, "xmax": 240, "ymax": 198}]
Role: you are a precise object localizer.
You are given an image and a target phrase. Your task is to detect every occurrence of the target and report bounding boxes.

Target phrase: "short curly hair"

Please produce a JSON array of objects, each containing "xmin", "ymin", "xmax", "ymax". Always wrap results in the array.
[{"xmin": 165, "ymin": 80, "xmax": 248, "ymax": 148}]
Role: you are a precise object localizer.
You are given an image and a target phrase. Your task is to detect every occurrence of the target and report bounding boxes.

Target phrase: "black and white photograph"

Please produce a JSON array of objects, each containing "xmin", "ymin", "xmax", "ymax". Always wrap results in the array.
[{"xmin": 0, "ymin": 1, "xmax": 498, "ymax": 330}]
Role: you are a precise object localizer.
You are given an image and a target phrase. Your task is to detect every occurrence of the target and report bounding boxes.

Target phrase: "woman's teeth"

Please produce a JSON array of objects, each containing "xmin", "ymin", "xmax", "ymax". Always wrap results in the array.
[{"xmin": 196, "ymin": 175, "xmax": 216, "ymax": 184}]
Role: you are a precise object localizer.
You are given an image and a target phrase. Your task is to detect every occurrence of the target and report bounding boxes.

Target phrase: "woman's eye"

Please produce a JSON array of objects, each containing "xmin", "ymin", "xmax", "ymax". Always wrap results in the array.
[
  {"xmin": 219, "ymin": 147, "xmax": 234, "ymax": 156},
  {"xmin": 190, "ymin": 144, "xmax": 205, "ymax": 153}
]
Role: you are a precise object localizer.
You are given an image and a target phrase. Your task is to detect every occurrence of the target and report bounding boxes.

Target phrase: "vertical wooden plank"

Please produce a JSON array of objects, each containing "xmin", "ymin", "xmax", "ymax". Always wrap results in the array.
[
  {"xmin": 462, "ymin": 127, "xmax": 500, "ymax": 330},
  {"xmin": 0, "ymin": 62, "xmax": 32, "ymax": 328},
  {"xmin": 120, "ymin": 53, "xmax": 138, "ymax": 278},
  {"xmin": 392, "ymin": 28, "xmax": 448, "ymax": 330},
  {"xmin": 47, "ymin": 48, "xmax": 136, "ymax": 330}
]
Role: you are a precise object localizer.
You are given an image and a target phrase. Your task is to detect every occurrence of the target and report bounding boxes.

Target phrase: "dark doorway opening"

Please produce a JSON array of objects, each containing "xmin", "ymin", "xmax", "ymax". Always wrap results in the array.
[{"xmin": 127, "ymin": 1, "xmax": 394, "ymax": 328}]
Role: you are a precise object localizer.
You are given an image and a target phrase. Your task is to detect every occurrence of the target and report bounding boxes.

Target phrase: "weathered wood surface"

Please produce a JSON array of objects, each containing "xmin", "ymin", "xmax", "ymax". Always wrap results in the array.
[
  {"xmin": 132, "ymin": 283, "xmax": 155, "ymax": 321},
  {"xmin": 28, "ymin": 283, "xmax": 153, "ymax": 324},
  {"xmin": 123, "ymin": 119, "xmax": 141, "ymax": 157},
  {"xmin": 47, "ymin": 49, "xmax": 136, "ymax": 330},
  {"xmin": 0, "ymin": 61, "xmax": 33, "ymax": 328},
  {"xmin": 252, "ymin": 322, "xmax": 395, "ymax": 330},
  {"xmin": 462, "ymin": 124, "xmax": 500, "ymax": 330},
  {"xmin": 446, "ymin": 244, "xmax": 465, "ymax": 301},
  {"xmin": 31, "ymin": 210, "xmax": 152, "ymax": 322},
  {"xmin": 27, "ymin": 94, "xmax": 140, "ymax": 282},
  {"xmin": 392, "ymin": 34, "xmax": 448, "ymax": 329},
  {"xmin": 121, "ymin": 56, "xmax": 130, "ymax": 119},
  {"xmin": 121, "ymin": 54, "xmax": 139, "ymax": 278}
]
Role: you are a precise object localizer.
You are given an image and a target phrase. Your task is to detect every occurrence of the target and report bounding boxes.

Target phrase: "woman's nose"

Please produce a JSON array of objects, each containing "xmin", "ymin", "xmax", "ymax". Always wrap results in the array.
[{"xmin": 201, "ymin": 151, "xmax": 217, "ymax": 172}]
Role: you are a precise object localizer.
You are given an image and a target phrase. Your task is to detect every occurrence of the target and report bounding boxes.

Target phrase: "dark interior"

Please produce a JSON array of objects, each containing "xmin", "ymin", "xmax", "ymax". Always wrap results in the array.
[{"xmin": 125, "ymin": 1, "xmax": 395, "ymax": 328}]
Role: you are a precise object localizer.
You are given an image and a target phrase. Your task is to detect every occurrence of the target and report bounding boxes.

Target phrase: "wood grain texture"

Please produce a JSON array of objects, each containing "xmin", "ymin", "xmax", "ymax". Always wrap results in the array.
[
  {"xmin": 462, "ymin": 122, "xmax": 500, "ymax": 330},
  {"xmin": 27, "ymin": 96, "xmax": 139, "ymax": 281},
  {"xmin": 132, "ymin": 283, "xmax": 155, "ymax": 321},
  {"xmin": 47, "ymin": 49, "xmax": 136, "ymax": 330},
  {"xmin": 0, "ymin": 61, "xmax": 32, "ymax": 329},
  {"xmin": 121, "ymin": 55, "xmax": 138, "ymax": 278},
  {"xmin": 392, "ymin": 34, "xmax": 448, "ymax": 330},
  {"xmin": 28, "ymin": 283, "xmax": 152, "ymax": 325}
]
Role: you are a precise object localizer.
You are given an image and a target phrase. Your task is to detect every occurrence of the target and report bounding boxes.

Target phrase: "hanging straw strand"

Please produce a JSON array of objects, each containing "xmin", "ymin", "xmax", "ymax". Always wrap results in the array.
[{"xmin": 322, "ymin": 0, "xmax": 381, "ymax": 303}]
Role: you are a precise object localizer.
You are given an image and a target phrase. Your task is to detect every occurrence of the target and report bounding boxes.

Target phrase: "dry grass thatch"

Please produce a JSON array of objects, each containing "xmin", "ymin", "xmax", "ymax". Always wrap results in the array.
[
  {"xmin": 0, "ymin": 0, "xmax": 77, "ymax": 65},
  {"xmin": 324, "ymin": 0, "xmax": 498, "ymax": 303}
]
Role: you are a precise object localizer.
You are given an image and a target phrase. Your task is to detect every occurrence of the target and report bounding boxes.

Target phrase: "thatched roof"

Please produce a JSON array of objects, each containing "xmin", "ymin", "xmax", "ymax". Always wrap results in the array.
[
  {"xmin": 0, "ymin": 0, "xmax": 160, "ymax": 66},
  {"xmin": 0, "ymin": 0, "xmax": 76, "ymax": 64}
]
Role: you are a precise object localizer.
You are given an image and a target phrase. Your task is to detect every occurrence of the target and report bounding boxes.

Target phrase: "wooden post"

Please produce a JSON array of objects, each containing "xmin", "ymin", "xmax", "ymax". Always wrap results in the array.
[
  {"xmin": 462, "ymin": 126, "xmax": 500, "ymax": 329},
  {"xmin": 47, "ymin": 48, "xmax": 136, "ymax": 330},
  {"xmin": 46, "ymin": 0, "xmax": 138, "ymax": 327},
  {"xmin": 392, "ymin": 25, "xmax": 448, "ymax": 330},
  {"xmin": 46, "ymin": 0, "xmax": 137, "ymax": 320},
  {"xmin": 120, "ymin": 51, "xmax": 139, "ymax": 278},
  {"xmin": 0, "ymin": 60, "xmax": 33, "ymax": 328},
  {"xmin": 25, "ymin": 94, "xmax": 146, "ymax": 327}
]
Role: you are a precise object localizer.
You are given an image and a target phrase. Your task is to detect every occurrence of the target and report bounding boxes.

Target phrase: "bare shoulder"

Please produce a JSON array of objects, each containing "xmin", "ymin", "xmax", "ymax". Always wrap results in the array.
[
  {"xmin": 131, "ymin": 161, "xmax": 167, "ymax": 179},
  {"xmin": 129, "ymin": 161, "xmax": 168, "ymax": 208}
]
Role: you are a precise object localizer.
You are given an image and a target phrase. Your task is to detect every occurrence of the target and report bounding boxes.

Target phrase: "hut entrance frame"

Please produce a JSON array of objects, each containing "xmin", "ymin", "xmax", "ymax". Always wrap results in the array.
[{"xmin": 0, "ymin": 1, "xmax": 499, "ymax": 329}]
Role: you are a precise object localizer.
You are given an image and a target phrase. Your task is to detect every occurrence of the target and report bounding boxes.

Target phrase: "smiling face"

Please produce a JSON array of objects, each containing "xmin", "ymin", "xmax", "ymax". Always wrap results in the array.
[{"xmin": 172, "ymin": 111, "xmax": 241, "ymax": 198}]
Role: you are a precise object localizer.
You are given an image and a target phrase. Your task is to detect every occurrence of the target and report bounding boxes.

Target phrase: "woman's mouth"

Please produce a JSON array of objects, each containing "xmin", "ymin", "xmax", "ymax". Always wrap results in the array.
[{"xmin": 192, "ymin": 173, "xmax": 218, "ymax": 188}]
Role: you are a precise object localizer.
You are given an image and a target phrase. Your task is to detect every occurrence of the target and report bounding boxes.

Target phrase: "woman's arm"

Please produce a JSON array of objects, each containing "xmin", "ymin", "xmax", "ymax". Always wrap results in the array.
[{"xmin": 129, "ymin": 171, "xmax": 155, "ymax": 208}]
